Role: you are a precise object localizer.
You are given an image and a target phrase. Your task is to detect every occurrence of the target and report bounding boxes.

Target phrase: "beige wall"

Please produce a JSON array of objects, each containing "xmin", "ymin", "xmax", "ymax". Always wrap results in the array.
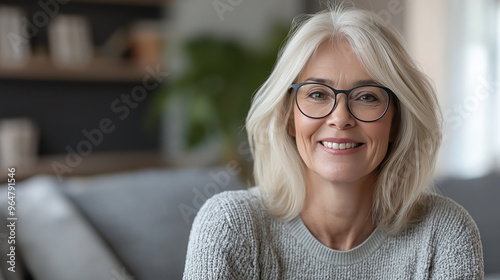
[
  {"xmin": 168, "ymin": 0, "xmax": 303, "ymax": 48},
  {"xmin": 353, "ymin": 0, "xmax": 406, "ymax": 34},
  {"xmin": 405, "ymin": 0, "xmax": 450, "ymax": 106},
  {"xmin": 405, "ymin": 0, "xmax": 451, "ymax": 175}
]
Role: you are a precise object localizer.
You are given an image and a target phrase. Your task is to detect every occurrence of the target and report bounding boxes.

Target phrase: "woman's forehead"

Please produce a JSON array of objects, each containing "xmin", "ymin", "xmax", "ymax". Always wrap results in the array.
[{"xmin": 298, "ymin": 41, "xmax": 374, "ymax": 87}]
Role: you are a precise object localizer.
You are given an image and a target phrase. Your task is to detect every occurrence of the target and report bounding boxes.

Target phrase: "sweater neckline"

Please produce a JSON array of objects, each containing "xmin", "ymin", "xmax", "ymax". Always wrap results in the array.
[{"xmin": 287, "ymin": 216, "xmax": 388, "ymax": 265}]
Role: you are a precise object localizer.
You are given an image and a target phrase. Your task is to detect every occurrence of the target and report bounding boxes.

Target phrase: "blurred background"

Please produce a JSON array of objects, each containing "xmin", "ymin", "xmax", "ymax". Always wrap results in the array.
[
  {"xmin": 0, "ymin": 0, "xmax": 498, "ymax": 181},
  {"xmin": 0, "ymin": 0, "xmax": 498, "ymax": 279}
]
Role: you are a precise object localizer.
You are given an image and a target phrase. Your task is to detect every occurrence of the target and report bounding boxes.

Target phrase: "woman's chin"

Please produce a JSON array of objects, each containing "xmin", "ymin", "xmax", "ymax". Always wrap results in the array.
[{"xmin": 313, "ymin": 168, "xmax": 364, "ymax": 185}]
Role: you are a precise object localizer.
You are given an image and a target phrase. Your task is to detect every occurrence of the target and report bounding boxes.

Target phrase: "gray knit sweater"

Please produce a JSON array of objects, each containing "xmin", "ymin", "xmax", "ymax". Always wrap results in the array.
[{"xmin": 183, "ymin": 189, "xmax": 484, "ymax": 279}]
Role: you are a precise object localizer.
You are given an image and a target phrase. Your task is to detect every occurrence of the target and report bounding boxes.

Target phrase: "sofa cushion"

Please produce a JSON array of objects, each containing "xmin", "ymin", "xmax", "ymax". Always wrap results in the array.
[
  {"xmin": 0, "ymin": 176, "xmax": 127, "ymax": 280},
  {"xmin": 63, "ymin": 167, "xmax": 245, "ymax": 280}
]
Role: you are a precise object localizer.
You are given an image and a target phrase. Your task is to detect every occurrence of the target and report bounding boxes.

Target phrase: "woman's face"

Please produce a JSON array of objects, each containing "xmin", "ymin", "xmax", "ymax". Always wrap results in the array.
[{"xmin": 290, "ymin": 41, "xmax": 395, "ymax": 185}]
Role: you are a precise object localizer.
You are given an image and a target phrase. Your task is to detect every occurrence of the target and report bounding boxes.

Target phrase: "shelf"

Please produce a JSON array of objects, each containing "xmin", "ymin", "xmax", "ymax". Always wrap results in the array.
[
  {"xmin": 0, "ymin": 151, "xmax": 168, "ymax": 182},
  {"xmin": 72, "ymin": 0, "xmax": 168, "ymax": 6},
  {"xmin": 0, "ymin": 56, "xmax": 159, "ymax": 82}
]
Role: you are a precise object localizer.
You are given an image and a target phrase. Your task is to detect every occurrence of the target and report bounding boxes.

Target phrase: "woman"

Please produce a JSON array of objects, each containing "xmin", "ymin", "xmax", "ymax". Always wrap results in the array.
[{"xmin": 184, "ymin": 3, "xmax": 484, "ymax": 279}]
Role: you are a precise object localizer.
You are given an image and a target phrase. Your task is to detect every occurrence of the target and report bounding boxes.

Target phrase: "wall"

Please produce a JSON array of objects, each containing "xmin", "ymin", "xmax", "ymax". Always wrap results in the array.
[{"xmin": 168, "ymin": 0, "xmax": 303, "ymax": 47}]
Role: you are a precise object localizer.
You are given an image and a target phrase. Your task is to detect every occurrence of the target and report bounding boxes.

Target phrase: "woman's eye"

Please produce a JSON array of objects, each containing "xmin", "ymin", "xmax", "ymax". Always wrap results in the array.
[
  {"xmin": 358, "ymin": 93, "xmax": 379, "ymax": 102},
  {"xmin": 307, "ymin": 91, "xmax": 327, "ymax": 100}
]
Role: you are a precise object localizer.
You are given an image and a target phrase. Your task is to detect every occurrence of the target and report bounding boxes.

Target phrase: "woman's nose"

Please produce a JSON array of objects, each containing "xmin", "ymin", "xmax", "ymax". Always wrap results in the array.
[{"xmin": 325, "ymin": 94, "xmax": 356, "ymax": 129}]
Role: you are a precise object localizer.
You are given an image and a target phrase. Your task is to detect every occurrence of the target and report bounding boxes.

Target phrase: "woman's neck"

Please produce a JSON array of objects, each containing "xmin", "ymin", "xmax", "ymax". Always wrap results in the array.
[{"xmin": 300, "ymin": 170, "xmax": 377, "ymax": 251}]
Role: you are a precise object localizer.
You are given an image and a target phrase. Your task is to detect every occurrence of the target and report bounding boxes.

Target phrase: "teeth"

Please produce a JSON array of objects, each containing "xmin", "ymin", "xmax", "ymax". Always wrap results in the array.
[{"xmin": 321, "ymin": 141, "xmax": 360, "ymax": 150}]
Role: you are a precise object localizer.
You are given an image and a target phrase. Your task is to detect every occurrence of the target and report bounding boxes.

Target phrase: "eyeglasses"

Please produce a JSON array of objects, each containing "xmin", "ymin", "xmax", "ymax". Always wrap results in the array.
[{"xmin": 289, "ymin": 82, "xmax": 393, "ymax": 122}]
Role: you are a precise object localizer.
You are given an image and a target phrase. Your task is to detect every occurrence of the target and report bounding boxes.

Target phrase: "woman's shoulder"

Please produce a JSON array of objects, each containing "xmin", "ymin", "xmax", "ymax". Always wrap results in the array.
[
  {"xmin": 424, "ymin": 193, "xmax": 476, "ymax": 226},
  {"xmin": 199, "ymin": 187, "xmax": 264, "ymax": 216},
  {"xmin": 418, "ymin": 193, "xmax": 481, "ymax": 242},
  {"xmin": 185, "ymin": 188, "xmax": 274, "ymax": 278},
  {"xmin": 402, "ymin": 193, "xmax": 484, "ymax": 278},
  {"xmin": 193, "ymin": 187, "xmax": 271, "ymax": 234}
]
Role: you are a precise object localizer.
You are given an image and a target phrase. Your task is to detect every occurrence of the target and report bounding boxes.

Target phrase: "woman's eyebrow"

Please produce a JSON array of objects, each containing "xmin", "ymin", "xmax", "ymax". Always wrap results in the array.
[
  {"xmin": 305, "ymin": 77, "xmax": 332, "ymax": 84},
  {"xmin": 304, "ymin": 77, "xmax": 380, "ymax": 87}
]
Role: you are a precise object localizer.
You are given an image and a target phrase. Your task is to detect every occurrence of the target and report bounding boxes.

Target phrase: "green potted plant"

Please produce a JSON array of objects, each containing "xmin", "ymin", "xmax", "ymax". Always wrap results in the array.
[{"xmin": 149, "ymin": 25, "xmax": 289, "ymax": 176}]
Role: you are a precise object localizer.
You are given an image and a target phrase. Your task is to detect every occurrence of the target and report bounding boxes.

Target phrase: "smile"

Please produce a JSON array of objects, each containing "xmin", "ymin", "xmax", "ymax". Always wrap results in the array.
[{"xmin": 321, "ymin": 141, "xmax": 362, "ymax": 150}]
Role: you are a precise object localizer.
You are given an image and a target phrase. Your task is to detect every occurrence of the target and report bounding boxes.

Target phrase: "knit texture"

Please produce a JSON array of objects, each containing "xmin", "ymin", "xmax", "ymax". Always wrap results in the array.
[{"xmin": 183, "ymin": 188, "xmax": 484, "ymax": 279}]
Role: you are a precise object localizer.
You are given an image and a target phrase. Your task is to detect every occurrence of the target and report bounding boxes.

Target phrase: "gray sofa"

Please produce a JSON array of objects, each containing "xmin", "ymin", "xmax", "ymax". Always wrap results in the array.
[
  {"xmin": 0, "ymin": 168, "xmax": 497, "ymax": 280},
  {"xmin": 0, "ymin": 167, "xmax": 244, "ymax": 280}
]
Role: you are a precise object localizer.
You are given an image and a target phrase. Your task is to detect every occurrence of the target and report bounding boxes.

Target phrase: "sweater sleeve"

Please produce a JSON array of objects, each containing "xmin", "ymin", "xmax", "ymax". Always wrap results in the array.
[
  {"xmin": 429, "ymin": 199, "xmax": 484, "ymax": 280},
  {"xmin": 183, "ymin": 193, "xmax": 257, "ymax": 280}
]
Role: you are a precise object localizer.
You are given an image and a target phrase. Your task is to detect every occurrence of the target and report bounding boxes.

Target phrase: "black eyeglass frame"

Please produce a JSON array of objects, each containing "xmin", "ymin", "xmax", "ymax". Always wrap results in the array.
[{"xmin": 289, "ymin": 82, "xmax": 394, "ymax": 122}]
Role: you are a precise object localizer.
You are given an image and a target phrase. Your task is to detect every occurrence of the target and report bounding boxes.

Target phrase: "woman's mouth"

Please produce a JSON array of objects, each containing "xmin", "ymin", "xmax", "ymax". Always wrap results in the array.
[{"xmin": 320, "ymin": 141, "xmax": 363, "ymax": 150}]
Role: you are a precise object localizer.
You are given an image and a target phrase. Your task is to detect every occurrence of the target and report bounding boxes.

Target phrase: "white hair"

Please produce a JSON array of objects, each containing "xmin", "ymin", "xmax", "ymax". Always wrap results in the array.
[{"xmin": 245, "ymin": 3, "xmax": 442, "ymax": 234}]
